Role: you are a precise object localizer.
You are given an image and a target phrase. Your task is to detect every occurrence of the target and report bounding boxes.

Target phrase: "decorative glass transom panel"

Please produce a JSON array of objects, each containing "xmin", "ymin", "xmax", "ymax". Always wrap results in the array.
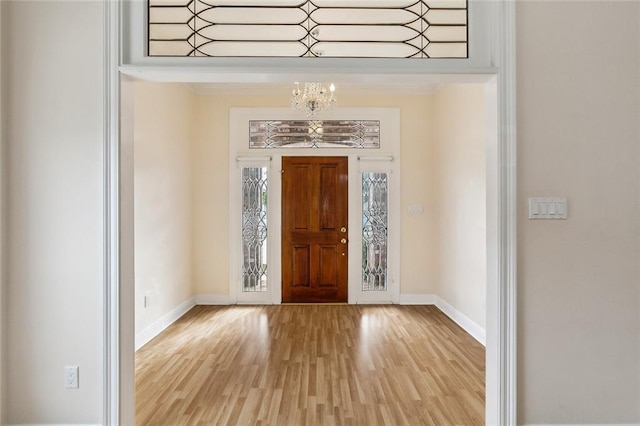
[
  {"xmin": 148, "ymin": 0, "xmax": 468, "ymax": 58},
  {"xmin": 362, "ymin": 172, "xmax": 388, "ymax": 291},
  {"xmin": 249, "ymin": 120, "xmax": 380, "ymax": 149},
  {"xmin": 242, "ymin": 167, "xmax": 268, "ymax": 292}
]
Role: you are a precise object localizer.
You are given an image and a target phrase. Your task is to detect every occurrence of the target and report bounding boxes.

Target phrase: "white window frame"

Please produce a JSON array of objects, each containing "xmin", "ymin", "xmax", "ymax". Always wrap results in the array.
[
  {"xmin": 356, "ymin": 157, "xmax": 399, "ymax": 304},
  {"xmin": 231, "ymin": 156, "xmax": 275, "ymax": 304},
  {"xmin": 121, "ymin": 0, "xmax": 493, "ymax": 73},
  {"xmin": 229, "ymin": 108, "xmax": 400, "ymax": 305}
]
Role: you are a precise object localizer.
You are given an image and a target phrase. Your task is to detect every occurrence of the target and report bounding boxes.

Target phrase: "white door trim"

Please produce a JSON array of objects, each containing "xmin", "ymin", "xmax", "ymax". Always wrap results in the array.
[
  {"xmin": 103, "ymin": 0, "xmax": 121, "ymax": 424},
  {"xmin": 356, "ymin": 156, "xmax": 400, "ymax": 304},
  {"xmin": 105, "ymin": 1, "xmax": 517, "ymax": 425},
  {"xmin": 228, "ymin": 108, "xmax": 401, "ymax": 305},
  {"xmin": 489, "ymin": 1, "xmax": 518, "ymax": 423}
]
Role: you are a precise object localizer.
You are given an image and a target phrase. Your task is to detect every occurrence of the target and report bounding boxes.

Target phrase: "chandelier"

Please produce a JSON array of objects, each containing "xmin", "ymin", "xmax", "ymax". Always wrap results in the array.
[{"xmin": 291, "ymin": 82, "xmax": 337, "ymax": 118}]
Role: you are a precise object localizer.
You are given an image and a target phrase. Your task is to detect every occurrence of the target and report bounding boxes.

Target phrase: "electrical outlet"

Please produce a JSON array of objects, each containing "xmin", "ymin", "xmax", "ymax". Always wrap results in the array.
[{"xmin": 65, "ymin": 366, "xmax": 79, "ymax": 389}]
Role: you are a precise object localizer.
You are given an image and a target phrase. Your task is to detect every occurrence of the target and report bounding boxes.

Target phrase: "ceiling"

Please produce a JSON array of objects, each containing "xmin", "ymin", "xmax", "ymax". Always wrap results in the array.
[{"xmin": 189, "ymin": 82, "xmax": 443, "ymax": 95}]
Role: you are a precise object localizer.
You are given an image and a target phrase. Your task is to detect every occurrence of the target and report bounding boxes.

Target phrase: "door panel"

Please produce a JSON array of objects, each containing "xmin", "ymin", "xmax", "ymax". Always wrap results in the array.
[
  {"xmin": 292, "ymin": 245, "xmax": 310, "ymax": 288},
  {"xmin": 282, "ymin": 156, "xmax": 348, "ymax": 303},
  {"xmin": 319, "ymin": 245, "xmax": 338, "ymax": 287},
  {"xmin": 319, "ymin": 165, "xmax": 338, "ymax": 231},
  {"xmin": 292, "ymin": 165, "xmax": 311, "ymax": 230}
]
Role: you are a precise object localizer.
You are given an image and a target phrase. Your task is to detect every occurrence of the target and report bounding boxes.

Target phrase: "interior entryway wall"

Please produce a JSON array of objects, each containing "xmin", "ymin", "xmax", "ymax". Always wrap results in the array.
[{"xmin": 132, "ymin": 83, "xmax": 196, "ymax": 349}]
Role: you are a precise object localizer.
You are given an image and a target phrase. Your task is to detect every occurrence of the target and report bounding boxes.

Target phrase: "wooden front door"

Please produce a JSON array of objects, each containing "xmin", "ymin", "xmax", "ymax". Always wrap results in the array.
[{"xmin": 282, "ymin": 156, "xmax": 348, "ymax": 303}]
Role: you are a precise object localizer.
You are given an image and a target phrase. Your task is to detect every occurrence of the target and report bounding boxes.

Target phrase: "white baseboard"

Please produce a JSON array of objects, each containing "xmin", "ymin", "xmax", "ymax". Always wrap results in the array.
[
  {"xmin": 398, "ymin": 293, "xmax": 485, "ymax": 346},
  {"xmin": 434, "ymin": 296, "xmax": 486, "ymax": 346},
  {"xmin": 134, "ymin": 293, "xmax": 484, "ymax": 350},
  {"xmin": 135, "ymin": 296, "xmax": 196, "ymax": 351},
  {"xmin": 525, "ymin": 424, "xmax": 640, "ymax": 426},
  {"xmin": 398, "ymin": 293, "xmax": 436, "ymax": 305},
  {"xmin": 195, "ymin": 294, "xmax": 231, "ymax": 305},
  {"xmin": 135, "ymin": 295, "xmax": 231, "ymax": 352}
]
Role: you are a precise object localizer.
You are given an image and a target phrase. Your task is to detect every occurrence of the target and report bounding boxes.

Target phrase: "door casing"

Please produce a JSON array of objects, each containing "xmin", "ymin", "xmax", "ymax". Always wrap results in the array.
[
  {"xmin": 229, "ymin": 108, "xmax": 401, "ymax": 305},
  {"xmin": 111, "ymin": 22, "xmax": 518, "ymax": 419}
]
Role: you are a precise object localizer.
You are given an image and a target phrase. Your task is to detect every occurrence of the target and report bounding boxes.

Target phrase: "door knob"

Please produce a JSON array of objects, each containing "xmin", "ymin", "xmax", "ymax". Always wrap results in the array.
[
  {"xmin": 340, "ymin": 227, "xmax": 347, "ymax": 233},
  {"xmin": 340, "ymin": 238, "xmax": 347, "ymax": 244}
]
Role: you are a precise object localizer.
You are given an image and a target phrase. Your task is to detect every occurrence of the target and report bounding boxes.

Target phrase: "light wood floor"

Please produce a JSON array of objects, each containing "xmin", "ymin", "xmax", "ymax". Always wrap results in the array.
[{"xmin": 135, "ymin": 305, "xmax": 485, "ymax": 425}]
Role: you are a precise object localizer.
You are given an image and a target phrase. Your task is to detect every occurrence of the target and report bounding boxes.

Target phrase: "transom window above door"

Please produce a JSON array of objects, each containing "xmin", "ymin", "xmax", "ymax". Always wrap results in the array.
[
  {"xmin": 249, "ymin": 120, "xmax": 380, "ymax": 149},
  {"xmin": 148, "ymin": 0, "xmax": 468, "ymax": 58}
]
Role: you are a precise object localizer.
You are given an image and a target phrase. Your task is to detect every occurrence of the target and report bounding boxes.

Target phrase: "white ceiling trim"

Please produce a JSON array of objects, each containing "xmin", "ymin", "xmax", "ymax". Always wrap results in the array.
[{"xmin": 120, "ymin": 69, "xmax": 492, "ymax": 96}]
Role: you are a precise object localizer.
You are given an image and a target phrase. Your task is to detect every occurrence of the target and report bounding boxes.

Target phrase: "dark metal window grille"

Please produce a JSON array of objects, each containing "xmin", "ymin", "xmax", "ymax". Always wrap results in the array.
[
  {"xmin": 249, "ymin": 120, "xmax": 380, "ymax": 149},
  {"xmin": 362, "ymin": 172, "xmax": 388, "ymax": 291},
  {"xmin": 148, "ymin": 0, "xmax": 468, "ymax": 58},
  {"xmin": 242, "ymin": 167, "xmax": 268, "ymax": 292}
]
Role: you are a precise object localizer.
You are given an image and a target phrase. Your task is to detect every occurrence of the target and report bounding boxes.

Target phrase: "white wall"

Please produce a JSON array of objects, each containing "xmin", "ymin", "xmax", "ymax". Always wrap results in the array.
[
  {"xmin": 0, "ymin": 1, "xmax": 5, "ymax": 422},
  {"xmin": 517, "ymin": 1, "xmax": 640, "ymax": 423},
  {"xmin": 2, "ymin": 1, "xmax": 638, "ymax": 424},
  {"xmin": 4, "ymin": 1, "xmax": 104, "ymax": 423},
  {"xmin": 432, "ymin": 84, "xmax": 486, "ymax": 329},
  {"xmin": 134, "ymin": 83, "xmax": 196, "ymax": 345},
  {"xmin": 119, "ymin": 75, "xmax": 137, "ymax": 426}
]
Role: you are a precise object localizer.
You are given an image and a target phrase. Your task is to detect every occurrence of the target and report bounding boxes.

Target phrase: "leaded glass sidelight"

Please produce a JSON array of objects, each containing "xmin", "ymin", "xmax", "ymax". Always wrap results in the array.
[
  {"xmin": 242, "ymin": 167, "xmax": 268, "ymax": 292},
  {"xmin": 362, "ymin": 172, "xmax": 388, "ymax": 291}
]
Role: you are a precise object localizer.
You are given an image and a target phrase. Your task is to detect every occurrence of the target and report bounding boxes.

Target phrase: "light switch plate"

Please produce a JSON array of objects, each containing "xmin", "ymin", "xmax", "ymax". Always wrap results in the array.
[{"xmin": 528, "ymin": 198, "xmax": 568, "ymax": 220}]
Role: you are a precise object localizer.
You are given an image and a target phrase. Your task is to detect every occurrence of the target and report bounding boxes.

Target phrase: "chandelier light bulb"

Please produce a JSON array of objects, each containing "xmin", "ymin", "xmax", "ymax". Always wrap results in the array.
[{"xmin": 291, "ymin": 82, "xmax": 338, "ymax": 118}]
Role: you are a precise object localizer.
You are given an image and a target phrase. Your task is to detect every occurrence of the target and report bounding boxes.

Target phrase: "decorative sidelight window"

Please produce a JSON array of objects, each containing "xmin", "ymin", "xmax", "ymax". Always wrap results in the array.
[
  {"xmin": 362, "ymin": 172, "xmax": 388, "ymax": 291},
  {"xmin": 242, "ymin": 167, "xmax": 268, "ymax": 292},
  {"xmin": 249, "ymin": 120, "xmax": 380, "ymax": 149},
  {"xmin": 148, "ymin": 0, "xmax": 468, "ymax": 58}
]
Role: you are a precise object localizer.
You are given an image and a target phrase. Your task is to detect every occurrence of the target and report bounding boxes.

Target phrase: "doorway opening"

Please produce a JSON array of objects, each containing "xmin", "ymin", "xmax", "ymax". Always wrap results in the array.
[{"xmin": 119, "ymin": 75, "xmax": 510, "ymax": 422}]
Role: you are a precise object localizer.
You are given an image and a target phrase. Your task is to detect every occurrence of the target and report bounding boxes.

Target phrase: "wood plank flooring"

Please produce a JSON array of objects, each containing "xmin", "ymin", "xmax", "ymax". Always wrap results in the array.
[{"xmin": 135, "ymin": 305, "xmax": 485, "ymax": 425}]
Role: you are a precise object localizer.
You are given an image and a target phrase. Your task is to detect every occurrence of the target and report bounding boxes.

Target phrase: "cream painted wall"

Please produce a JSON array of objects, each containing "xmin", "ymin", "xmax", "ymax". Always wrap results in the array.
[
  {"xmin": 134, "ymin": 82, "xmax": 195, "ymax": 337},
  {"xmin": 4, "ymin": 1, "xmax": 104, "ymax": 423},
  {"xmin": 517, "ymin": 1, "xmax": 640, "ymax": 424},
  {"xmin": 192, "ymin": 92, "xmax": 439, "ymax": 297},
  {"xmin": 432, "ymin": 84, "xmax": 486, "ymax": 329},
  {"xmin": 192, "ymin": 93, "xmax": 288, "ymax": 295},
  {"xmin": 341, "ymin": 94, "xmax": 437, "ymax": 296}
]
